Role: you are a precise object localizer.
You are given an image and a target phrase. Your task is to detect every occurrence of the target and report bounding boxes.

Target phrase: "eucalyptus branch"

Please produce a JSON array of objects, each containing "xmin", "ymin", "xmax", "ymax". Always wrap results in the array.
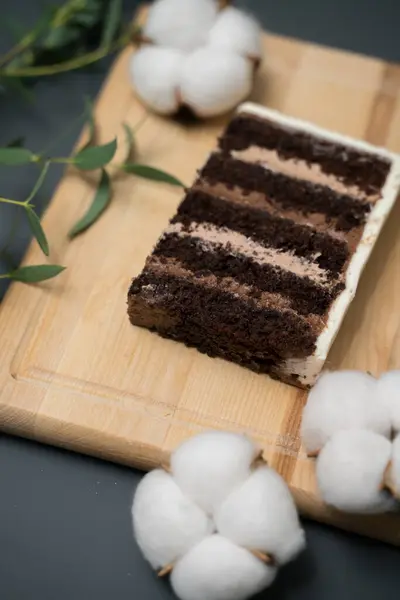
[
  {"xmin": 0, "ymin": 33, "xmax": 130, "ymax": 78},
  {"xmin": 0, "ymin": 0, "xmax": 132, "ymax": 87},
  {"xmin": 0, "ymin": 2, "xmax": 82, "ymax": 69},
  {"xmin": 0, "ymin": 103, "xmax": 183, "ymax": 285},
  {"xmin": 0, "ymin": 2, "xmax": 182, "ymax": 288}
]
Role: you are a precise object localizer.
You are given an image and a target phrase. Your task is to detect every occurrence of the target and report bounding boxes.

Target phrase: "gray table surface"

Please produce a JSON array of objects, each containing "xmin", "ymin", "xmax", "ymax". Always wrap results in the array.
[{"xmin": 1, "ymin": 1, "xmax": 400, "ymax": 598}]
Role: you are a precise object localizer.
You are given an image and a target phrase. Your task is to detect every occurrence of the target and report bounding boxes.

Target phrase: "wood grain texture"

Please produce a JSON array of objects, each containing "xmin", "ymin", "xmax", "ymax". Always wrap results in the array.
[{"xmin": 1, "ymin": 8, "xmax": 400, "ymax": 544}]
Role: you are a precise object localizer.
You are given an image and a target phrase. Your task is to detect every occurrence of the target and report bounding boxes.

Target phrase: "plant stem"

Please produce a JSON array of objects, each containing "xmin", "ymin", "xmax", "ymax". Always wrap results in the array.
[
  {"xmin": 0, "ymin": 274, "xmax": 10, "ymax": 280},
  {"xmin": 0, "ymin": 34, "xmax": 130, "ymax": 78},
  {"xmin": 0, "ymin": 197, "xmax": 25, "ymax": 207}
]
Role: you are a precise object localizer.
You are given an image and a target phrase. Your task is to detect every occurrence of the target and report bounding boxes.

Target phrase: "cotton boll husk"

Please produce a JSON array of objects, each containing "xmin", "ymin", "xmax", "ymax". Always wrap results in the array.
[
  {"xmin": 129, "ymin": 46, "xmax": 184, "ymax": 115},
  {"xmin": 143, "ymin": 0, "xmax": 218, "ymax": 52},
  {"xmin": 376, "ymin": 371, "xmax": 400, "ymax": 433},
  {"xmin": 180, "ymin": 48, "xmax": 253, "ymax": 117},
  {"xmin": 385, "ymin": 433, "xmax": 400, "ymax": 498},
  {"xmin": 393, "ymin": 434, "xmax": 400, "ymax": 495},
  {"xmin": 170, "ymin": 534, "xmax": 277, "ymax": 600},
  {"xmin": 132, "ymin": 469, "xmax": 213, "ymax": 570},
  {"xmin": 301, "ymin": 370, "xmax": 390, "ymax": 455},
  {"xmin": 215, "ymin": 466, "xmax": 305, "ymax": 565},
  {"xmin": 170, "ymin": 431, "xmax": 257, "ymax": 513},
  {"xmin": 316, "ymin": 429, "xmax": 394, "ymax": 514},
  {"xmin": 208, "ymin": 6, "xmax": 263, "ymax": 61}
]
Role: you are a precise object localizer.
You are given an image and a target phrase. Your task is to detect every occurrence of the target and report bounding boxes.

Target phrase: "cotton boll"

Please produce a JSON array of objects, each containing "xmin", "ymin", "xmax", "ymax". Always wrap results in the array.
[
  {"xmin": 170, "ymin": 431, "xmax": 257, "ymax": 513},
  {"xmin": 215, "ymin": 466, "xmax": 305, "ymax": 565},
  {"xmin": 129, "ymin": 46, "xmax": 184, "ymax": 115},
  {"xmin": 132, "ymin": 469, "xmax": 213, "ymax": 570},
  {"xmin": 376, "ymin": 371, "xmax": 400, "ymax": 433},
  {"xmin": 170, "ymin": 534, "xmax": 277, "ymax": 600},
  {"xmin": 143, "ymin": 0, "xmax": 218, "ymax": 52},
  {"xmin": 208, "ymin": 7, "xmax": 263, "ymax": 61},
  {"xmin": 301, "ymin": 371, "xmax": 390, "ymax": 455},
  {"xmin": 180, "ymin": 48, "xmax": 253, "ymax": 118},
  {"xmin": 316, "ymin": 429, "xmax": 394, "ymax": 514}
]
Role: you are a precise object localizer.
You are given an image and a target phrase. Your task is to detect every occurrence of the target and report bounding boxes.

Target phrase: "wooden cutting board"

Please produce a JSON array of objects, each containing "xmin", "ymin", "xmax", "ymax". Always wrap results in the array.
[{"xmin": 1, "ymin": 7, "xmax": 400, "ymax": 544}]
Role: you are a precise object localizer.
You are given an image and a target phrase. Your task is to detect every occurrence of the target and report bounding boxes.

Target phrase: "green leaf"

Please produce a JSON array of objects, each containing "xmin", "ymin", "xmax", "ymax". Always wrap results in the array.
[
  {"xmin": 123, "ymin": 123, "xmax": 135, "ymax": 161},
  {"xmin": 25, "ymin": 206, "xmax": 50, "ymax": 256},
  {"xmin": 123, "ymin": 164, "xmax": 184, "ymax": 187},
  {"xmin": 74, "ymin": 10, "xmax": 101, "ymax": 27},
  {"xmin": 73, "ymin": 138, "xmax": 117, "ymax": 171},
  {"xmin": 101, "ymin": 0, "xmax": 122, "ymax": 47},
  {"xmin": 42, "ymin": 26, "xmax": 81, "ymax": 49},
  {"xmin": 7, "ymin": 136, "xmax": 25, "ymax": 148},
  {"xmin": 0, "ymin": 147, "xmax": 34, "ymax": 166},
  {"xmin": 10, "ymin": 264, "xmax": 66, "ymax": 283},
  {"xmin": 69, "ymin": 169, "xmax": 111, "ymax": 237}
]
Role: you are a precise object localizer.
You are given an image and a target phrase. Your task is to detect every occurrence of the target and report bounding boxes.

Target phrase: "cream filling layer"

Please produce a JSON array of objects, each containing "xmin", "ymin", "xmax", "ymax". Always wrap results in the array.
[
  {"xmin": 231, "ymin": 146, "xmax": 379, "ymax": 203},
  {"xmin": 166, "ymin": 221, "xmax": 331, "ymax": 285}
]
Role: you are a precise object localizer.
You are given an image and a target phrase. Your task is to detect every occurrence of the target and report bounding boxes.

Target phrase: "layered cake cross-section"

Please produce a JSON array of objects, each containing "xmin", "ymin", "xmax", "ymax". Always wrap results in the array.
[{"xmin": 128, "ymin": 103, "xmax": 400, "ymax": 388}]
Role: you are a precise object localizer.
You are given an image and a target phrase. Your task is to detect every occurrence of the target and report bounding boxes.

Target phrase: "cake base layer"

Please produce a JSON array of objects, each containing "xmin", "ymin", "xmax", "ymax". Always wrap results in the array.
[{"xmin": 128, "ymin": 267, "xmax": 319, "ymax": 387}]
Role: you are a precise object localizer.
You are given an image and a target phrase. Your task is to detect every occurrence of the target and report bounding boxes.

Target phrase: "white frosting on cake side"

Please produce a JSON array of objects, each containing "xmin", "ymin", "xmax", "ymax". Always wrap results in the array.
[{"xmin": 238, "ymin": 102, "xmax": 400, "ymax": 386}]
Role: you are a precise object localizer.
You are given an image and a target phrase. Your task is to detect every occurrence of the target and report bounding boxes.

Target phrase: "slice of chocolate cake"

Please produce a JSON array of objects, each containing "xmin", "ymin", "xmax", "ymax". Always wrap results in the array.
[{"xmin": 128, "ymin": 103, "xmax": 400, "ymax": 388}]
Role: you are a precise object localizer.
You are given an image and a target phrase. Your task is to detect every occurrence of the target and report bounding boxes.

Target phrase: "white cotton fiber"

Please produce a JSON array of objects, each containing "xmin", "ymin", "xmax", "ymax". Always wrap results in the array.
[
  {"xmin": 129, "ymin": 46, "xmax": 184, "ymax": 115},
  {"xmin": 301, "ymin": 371, "xmax": 390, "ymax": 455},
  {"xmin": 316, "ymin": 429, "xmax": 394, "ymax": 514},
  {"xmin": 170, "ymin": 534, "xmax": 277, "ymax": 600},
  {"xmin": 170, "ymin": 431, "xmax": 257, "ymax": 514},
  {"xmin": 215, "ymin": 466, "xmax": 305, "ymax": 565},
  {"xmin": 132, "ymin": 469, "xmax": 213, "ymax": 570},
  {"xmin": 208, "ymin": 7, "xmax": 263, "ymax": 61},
  {"xmin": 143, "ymin": 0, "xmax": 218, "ymax": 52},
  {"xmin": 376, "ymin": 371, "xmax": 400, "ymax": 433},
  {"xmin": 179, "ymin": 48, "xmax": 253, "ymax": 117}
]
